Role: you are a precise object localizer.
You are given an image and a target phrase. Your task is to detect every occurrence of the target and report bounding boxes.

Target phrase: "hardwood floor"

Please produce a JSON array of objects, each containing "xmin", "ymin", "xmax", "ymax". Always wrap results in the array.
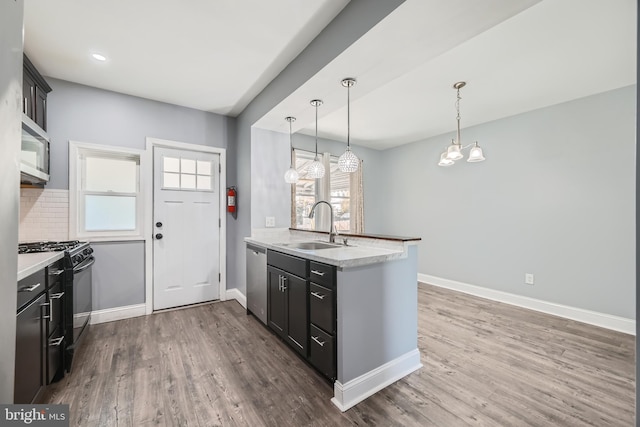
[{"xmin": 43, "ymin": 283, "xmax": 635, "ymax": 426}]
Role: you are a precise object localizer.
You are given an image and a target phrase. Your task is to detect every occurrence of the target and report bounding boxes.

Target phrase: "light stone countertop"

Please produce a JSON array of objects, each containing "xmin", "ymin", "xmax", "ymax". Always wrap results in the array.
[
  {"xmin": 18, "ymin": 251, "xmax": 64, "ymax": 281},
  {"xmin": 245, "ymin": 229, "xmax": 419, "ymax": 269}
]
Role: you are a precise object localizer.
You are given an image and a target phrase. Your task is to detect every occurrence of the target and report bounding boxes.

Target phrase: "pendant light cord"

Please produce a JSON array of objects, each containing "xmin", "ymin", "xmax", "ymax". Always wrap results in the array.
[
  {"xmin": 314, "ymin": 103, "xmax": 319, "ymax": 160},
  {"xmin": 456, "ymin": 87, "xmax": 462, "ymax": 146},
  {"xmin": 289, "ymin": 118, "xmax": 294, "ymax": 168},
  {"xmin": 347, "ymin": 83, "xmax": 351, "ymax": 149}
]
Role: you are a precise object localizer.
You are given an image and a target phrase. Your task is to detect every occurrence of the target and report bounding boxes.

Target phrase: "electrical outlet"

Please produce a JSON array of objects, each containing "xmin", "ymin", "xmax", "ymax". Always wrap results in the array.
[
  {"xmin": 265, "ymin": 216, "xmax": 275, "ymax": 227},
  {"xmin": 525, "ymin": 273, "xmax": 534, "ymax": 285}
]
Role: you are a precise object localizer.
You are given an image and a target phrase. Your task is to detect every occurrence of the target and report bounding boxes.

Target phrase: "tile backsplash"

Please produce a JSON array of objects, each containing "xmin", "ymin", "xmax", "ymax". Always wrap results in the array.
[{"xmin": 19, "ymin": 188, "xmax": 69, "ymax": 242}]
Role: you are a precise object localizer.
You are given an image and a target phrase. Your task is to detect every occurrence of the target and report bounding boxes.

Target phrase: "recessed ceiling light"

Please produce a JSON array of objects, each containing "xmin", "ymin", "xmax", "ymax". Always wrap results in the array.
[{"xmin": 91, "ymin": 53, "xmax": 107, "ymax": 62}]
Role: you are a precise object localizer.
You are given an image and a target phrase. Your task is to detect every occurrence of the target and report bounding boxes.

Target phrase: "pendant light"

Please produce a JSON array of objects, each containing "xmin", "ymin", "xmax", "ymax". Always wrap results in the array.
[
  {"xmin": 438, "ymin": 81, "xmax": 486, "ymax": 166},
  {"xmin": 338, "ymin": 78, "xmax": 359, "ymax": 173},
  {"xmin": 307, "ymin": 99, "xmax": 325, "ymax": 179},
  {"xmin": 283, "ymin": 116, "xmax": 299, "ymax": 184}
]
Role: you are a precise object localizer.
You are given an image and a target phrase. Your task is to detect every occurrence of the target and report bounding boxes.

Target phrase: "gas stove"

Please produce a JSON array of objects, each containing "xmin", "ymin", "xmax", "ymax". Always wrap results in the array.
[
  {"xmin": 18, "ymin": 240, "xmax": 83, "ymax": 254},
  {"xmin": 18, "ymin": 240, "xmax": 93, "ymax": 269}
]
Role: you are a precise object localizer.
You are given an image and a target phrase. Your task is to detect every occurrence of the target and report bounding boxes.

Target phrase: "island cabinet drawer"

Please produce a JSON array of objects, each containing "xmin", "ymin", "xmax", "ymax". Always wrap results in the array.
[
  {"xmin": 309, "ymin": 324, "xmax": 336, "ymax": 380},
  {"xmin": 267, "ymin": 250, "xmax": 306, "ymax": 278},
  {"xmin": 309, "ymin": 261, "xmax": 335, "ymax": 289},
  {"xmin": 310, "ymin": 283, "xmax": 334, "ymax": 334}
]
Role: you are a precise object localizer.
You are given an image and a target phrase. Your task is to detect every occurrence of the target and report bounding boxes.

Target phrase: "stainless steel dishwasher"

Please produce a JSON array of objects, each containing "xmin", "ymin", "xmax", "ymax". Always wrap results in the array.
[{"xmin": 246, "ymin": 243, "xmax": 267, "ymax": 324}]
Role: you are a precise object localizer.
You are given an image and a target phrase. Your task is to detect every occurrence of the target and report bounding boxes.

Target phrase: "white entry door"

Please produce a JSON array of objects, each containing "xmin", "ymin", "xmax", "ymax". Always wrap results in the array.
[{"xmin": 153, "ymin": 146, "xmax": 221, "ymax": 310}]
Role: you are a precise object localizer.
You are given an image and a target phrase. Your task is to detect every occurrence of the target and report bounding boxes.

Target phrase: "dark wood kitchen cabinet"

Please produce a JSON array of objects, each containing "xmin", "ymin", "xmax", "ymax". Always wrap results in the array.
[
  {"xmin": 308, "ymin": 261, "xmax": 336, "ymax": 380},
  {"xmin": 266, "ymin": 249, "xmax": 337, "ymax": 381},
  {"xmin": 267, "ymin": 252, "xmax": 308, "ymax": 357},
  {"xmin": 23, "ymin": 54, "xmax": 52, "ymax": 131},
  {"xmin": 14, "ymin": 259, "xmax": 66, "ymax": 404}
]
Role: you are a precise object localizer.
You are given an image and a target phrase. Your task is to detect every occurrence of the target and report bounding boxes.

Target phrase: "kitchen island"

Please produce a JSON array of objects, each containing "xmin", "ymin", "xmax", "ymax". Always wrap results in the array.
[{"xmin": 245, "ymin": 229, "xmax": 422, "ymax": 411}]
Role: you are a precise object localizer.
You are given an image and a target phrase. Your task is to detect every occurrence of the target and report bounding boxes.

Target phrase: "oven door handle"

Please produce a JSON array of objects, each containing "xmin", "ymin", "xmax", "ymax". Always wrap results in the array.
[{"xmin": 73, "ymin": 256, "xmax": 95, "ymax": 274}]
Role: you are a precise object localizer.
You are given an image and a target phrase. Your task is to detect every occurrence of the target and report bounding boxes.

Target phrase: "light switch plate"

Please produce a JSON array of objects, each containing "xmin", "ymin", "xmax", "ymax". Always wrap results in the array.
[{"xmin": 266, "ymin": 216, "xmax": 275, "ymax": 227}]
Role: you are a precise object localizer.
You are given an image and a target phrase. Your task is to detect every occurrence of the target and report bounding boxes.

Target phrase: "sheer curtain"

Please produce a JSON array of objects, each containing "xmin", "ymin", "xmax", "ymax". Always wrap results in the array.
[{"xmin": 350, "ymin": 159, "xmax": 364, "ymax": 233}]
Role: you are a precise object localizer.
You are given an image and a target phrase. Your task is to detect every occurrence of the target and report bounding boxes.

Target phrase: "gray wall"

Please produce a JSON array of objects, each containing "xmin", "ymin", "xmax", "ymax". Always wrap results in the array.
[
  {"xmin": 47, "ymin": 78, "xmax": 234, "ymax": 189},
  {"xmin": 250, "ymin": 127, "xmax": 386, "ymax": 232},
  {"xmin": 231, "ymin": 0, "xmax": 405, "ymax": 296},
  {"xmin": 0, "ymin": 0, "xmax": 24, "ymax": 404},
  {"xmin": 92, "ymin": 242, "xmax": 145, "ymax": 310},
  {"xmin": 380, "ymin": 86, "xmax": 636, "ymax": 319},
  {"xmin": 45, "ymin": 78, "xmax": 235, "ymax": 307}
]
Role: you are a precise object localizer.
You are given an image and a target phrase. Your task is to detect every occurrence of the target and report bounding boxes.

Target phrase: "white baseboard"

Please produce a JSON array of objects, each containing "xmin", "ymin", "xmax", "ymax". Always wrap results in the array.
[
  {"xmin": 419, "ymin": 274, "xmax": 635, "ymax": 336},
  {"xmin": 225, "ymin": 288, "xmax": 246, "ymax": 308},
  {"xmin": 331, "ymin": 349, "xmax": 422, "ymax": 412},
  {"xmin": 90, "ymin": 303, "xmax": 146, "ymax": 325}
]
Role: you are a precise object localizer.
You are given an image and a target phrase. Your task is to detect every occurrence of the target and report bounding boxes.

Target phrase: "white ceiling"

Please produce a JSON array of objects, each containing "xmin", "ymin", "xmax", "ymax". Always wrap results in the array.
[
  {"xmin": 23, "ymin": 0, "xmax": 349, "ymax": 116},
  {"xmin": 24, "ymin": 0, "xmax": 636, "ymax": 151},
  {"xmin": 257, "ymin": 0, "xmax": 637, "ymax": 150}
]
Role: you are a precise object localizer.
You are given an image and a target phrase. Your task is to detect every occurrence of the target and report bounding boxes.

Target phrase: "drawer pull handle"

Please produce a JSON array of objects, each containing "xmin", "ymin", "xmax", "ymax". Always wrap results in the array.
[
  {"xmin": 50, "ymin": 269, "xmax": 65, "ymax": 276},
  {"xmin": 311, "ymin": 336, "xmax": 325, "ymax": 347},
  {"xmin": 49, "ymin": 337, "xmax": 64, "ymax": 347},
  {"xmin": 311, "ymin": 291, "xmax": 325, "ymax": 300},
  {"xmin": 20, "ymin": 282, "xmax": 41, "ymax": 292},
  {"xmin": 50, "ymin": 292, "xmax": 65, "ymax": 299},
  {"xmin": 311, "ymin": 270, "xmax": 325, "ymax": 277},
  {"xmin": 40, "ymin": 302, "xmax": 50, "ymax": 320}
]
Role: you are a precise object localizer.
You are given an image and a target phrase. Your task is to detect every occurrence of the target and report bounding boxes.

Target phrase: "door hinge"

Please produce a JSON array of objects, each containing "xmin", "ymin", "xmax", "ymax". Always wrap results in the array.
[
  {"xmin": 218, "ymin": 273, "xmax": 221, "ymax": 282},
  {"xmin": 219, "ymin": 164, "xmax": 221, "ymax": 173},
  {"xmin": 219, "ymin": 218, "xmax": 221, "ymax": 228}
]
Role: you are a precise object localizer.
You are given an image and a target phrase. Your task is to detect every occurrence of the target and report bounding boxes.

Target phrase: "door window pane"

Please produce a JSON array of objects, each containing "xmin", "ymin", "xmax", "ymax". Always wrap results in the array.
[
  {"xmin": 181, "ymin": 158, "xmax": 196, "ymax": 174},
  {"xmin": 163, "ymin": 172, "xmax": 180, "ymax": 189},
  {"xmin": 181, "ymin": 174, "xmax": 196, "ymax": 189},
  {"xmin": 163, "ymin": 156, "xmax": 180, "ymax": 173},
  {"xmin": 197, "ymin": 175, "xmax": 212, "ymax": 190},
  {"xmin": 197, "ymin": 160, "xmax": 212, "ymax": 176},
  {"xmin": 85, "ymin": 195, "xmax": 136, "ymax": 231}
]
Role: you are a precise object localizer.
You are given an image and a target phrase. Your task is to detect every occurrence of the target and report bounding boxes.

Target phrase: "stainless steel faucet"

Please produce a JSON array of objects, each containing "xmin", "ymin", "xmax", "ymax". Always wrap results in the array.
[{"xmin": 308, "ymin": 200, "xmax": 337, "ymax": 243}]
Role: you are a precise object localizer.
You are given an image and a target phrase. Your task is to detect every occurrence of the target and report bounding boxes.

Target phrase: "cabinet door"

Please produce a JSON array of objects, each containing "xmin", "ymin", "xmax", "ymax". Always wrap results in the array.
[
  {"xmin": 267, "ymin": 267, "xmax": 286, "ymax": 338},
  {"xmin": 286, "ymin": 274, "xmax": 308, "ymax": 357},
  {"xmin": 35, "ymin": 86, "xmax": 47, "ymax": 131},
  {"xmin": 14, "ymin": 294, "xmax": 45, "ymax": 404},
  {"xmin": 22, "ymin": 72, "xmax": 35, "ymax": 118}
]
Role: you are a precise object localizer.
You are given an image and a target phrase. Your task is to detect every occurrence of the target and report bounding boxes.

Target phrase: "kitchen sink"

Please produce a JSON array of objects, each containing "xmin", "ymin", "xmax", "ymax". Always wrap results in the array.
[{"xmin": 277, "ymin": 241, "xmax": 343, "ymax": 250}]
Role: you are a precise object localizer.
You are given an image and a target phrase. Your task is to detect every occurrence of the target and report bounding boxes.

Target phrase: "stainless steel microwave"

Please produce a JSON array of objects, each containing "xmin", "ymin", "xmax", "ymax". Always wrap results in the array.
[{"xmin": 20, "ymin": 114, "xmax": 50, "ymax": 185}]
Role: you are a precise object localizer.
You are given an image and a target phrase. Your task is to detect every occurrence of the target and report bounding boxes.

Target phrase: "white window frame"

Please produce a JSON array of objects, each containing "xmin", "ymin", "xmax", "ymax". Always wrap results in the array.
[{"xmin": 69, "ymin": 140, "xmax": 146, "ymax": 241}]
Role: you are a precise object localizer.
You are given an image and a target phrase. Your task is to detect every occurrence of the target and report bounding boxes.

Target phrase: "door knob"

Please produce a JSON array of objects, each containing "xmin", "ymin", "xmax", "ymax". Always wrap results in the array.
[
  {"xmin": 155, "ymin": 233, "xmax": 163, "ymax": 240},
  {"xmin": 156, "ymin": 222, "xmax": 163, "ymax": 227}
]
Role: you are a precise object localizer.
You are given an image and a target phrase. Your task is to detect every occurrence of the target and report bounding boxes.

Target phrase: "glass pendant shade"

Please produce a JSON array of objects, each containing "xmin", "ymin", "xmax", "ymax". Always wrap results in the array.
[
  {"xmin": 446, "ymin": 143, "xmax": 463, "ymax": 160},
  {"xmin": 284, "ymin": 167, "xmax": 299, "ymax": 183},
  {"xmin": 467, "ymin": 143, "xmax": 485, "ymax": 162},
  {"xmin": 438, "ymin": 152, "xmax": 454, "ymax": 166},
  {"xmin": 338, "ymin": 148, "xmax": 359, "ymax": 172},
  {"xmin": 307, "ymin": 159, "xmax": 325, "ymax": 179}
]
